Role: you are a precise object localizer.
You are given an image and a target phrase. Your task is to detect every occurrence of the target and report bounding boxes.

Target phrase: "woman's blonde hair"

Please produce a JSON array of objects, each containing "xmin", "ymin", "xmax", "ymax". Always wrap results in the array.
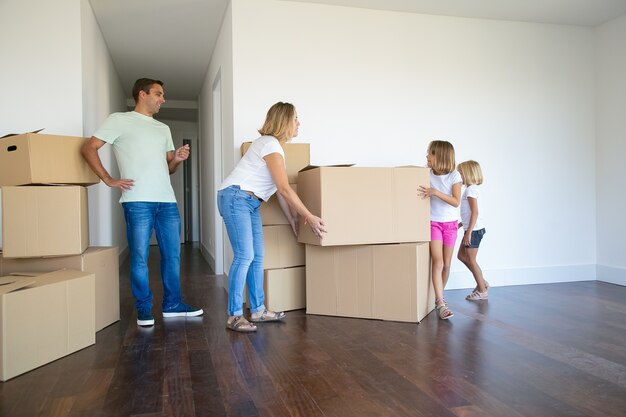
[
  {"xmin": 428, "ymin": 140, "xmax": 456, "ymax": 175},
  {"xmin": 457, "ymin": 160, "xmax": 483, "ymax": 185},
  {"xmin": 258, "ymin": 102, "xmax": 296, "ymax": 142}
]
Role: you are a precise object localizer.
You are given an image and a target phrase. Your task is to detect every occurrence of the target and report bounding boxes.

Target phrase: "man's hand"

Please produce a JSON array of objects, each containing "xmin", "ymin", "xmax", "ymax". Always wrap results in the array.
[
  {"xmin": 104, "ymin": 177, "xmax": 134, "ymax": 191},
  {"xmin": 174, "ymin": 144, "xmax": 190, "ymax": 162}
]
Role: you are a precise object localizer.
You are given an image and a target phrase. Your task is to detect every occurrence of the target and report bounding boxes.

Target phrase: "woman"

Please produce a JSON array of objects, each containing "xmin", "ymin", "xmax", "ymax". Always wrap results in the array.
[{"xmin": 217, "ymin": 102, "xmax": 326, "ymax": 332}]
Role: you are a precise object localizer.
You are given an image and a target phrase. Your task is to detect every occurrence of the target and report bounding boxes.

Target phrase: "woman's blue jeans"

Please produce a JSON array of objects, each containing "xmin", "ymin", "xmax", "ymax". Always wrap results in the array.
[
  {"xmin": 122, "ymin": 202, "xmax": 182, "ymax": 312},
  {"xmin": 217, "ymin": 186, "xmax": 266, "ymax": 317}
]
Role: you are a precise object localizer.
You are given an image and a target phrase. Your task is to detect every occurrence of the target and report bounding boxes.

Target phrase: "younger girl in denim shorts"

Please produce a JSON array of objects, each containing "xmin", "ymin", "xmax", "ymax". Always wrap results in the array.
[
  {"xmin": 457, "ymin": 160, "xmax": 488, "ymax": 301},
  {"xmin": 418, "ymin": 140, "xmax": 462, "ymax": 319}
]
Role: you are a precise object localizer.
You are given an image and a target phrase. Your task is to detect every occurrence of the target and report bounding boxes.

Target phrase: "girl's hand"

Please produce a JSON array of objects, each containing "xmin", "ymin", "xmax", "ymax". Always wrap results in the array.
[
  {"xmin": 305, "ymin": 215, "xmax": 327, "ymax": 239},
  {"xmin": 417, "ymin": 185, "xmax": 436, "ymax": 199},
  {"xmin": 463, "ymin": 231, "xmax": 472, "ymax": 247}
]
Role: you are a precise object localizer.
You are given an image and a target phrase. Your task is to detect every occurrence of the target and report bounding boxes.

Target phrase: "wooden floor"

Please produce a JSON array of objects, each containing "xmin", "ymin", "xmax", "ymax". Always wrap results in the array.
[{"xmin": 1, "ymin": 245, "xmax": 625, "ymax": 417}]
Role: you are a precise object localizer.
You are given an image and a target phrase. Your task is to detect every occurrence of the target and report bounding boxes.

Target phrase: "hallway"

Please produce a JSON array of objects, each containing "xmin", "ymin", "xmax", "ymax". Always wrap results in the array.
[{"xmin": 1, "ymin": 245, "xmax": 625, "ymax": 417}]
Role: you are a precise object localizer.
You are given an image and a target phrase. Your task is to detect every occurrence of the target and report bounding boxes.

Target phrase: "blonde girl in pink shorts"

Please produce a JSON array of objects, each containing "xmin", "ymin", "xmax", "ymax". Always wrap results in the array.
[{"xmin": 418, "ymin": 140, "xmax": 462, "ymax": 319}]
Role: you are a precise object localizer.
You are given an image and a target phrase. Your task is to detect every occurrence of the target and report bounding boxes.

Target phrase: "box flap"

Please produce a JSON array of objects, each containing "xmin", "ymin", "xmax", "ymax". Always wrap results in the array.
[
  {"xmin": 0, "ymin": 276, "xmax": 37, "ymax": 294},
  {"xmin": 1, "ymin": 129, "xmax": 44, "ymax": 139},
  {"xmin": 8, "ymin": 272, "xmax": 46, "ymax": 277},
  {"xmin": 298, "ymin": 164, "xmax": 354, "ymax": 173}
]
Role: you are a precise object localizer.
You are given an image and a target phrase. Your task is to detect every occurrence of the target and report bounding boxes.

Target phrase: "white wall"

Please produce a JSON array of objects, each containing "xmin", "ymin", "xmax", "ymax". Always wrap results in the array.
[
  {"xmin": 596, "ymin": 14, "xmax": 626, "ymax": 286},
  {"xmin": 229, "ymin": 0, "xmax": 597, "ymax": 289},
  {"xmin": 0, "ymin": 0, "xmax": 83, "ymax": 135},
  {"xmin": 199, "ymin": 2, "xmax": 234, "ymax": 274},
  {"xmin": 81, "ymin": 0, "xmax": 127, "ymax": 252}
]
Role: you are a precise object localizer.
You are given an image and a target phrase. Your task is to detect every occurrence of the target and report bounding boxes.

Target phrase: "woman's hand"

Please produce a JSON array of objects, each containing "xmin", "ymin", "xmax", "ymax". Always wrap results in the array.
[{"xmin": 305, "ymin": 215, "xmax": 327, "ymax": 239}]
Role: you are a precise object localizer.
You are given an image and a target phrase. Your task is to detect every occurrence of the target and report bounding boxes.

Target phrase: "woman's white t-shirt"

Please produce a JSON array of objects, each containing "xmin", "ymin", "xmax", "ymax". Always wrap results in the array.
[
  {"xmin": 460, "ymin": 184, "xmax": 485, "ymax": 230},
  {"xmin": 429, "ymin": 170, "xmax": 462, "ymax": 222},
  {"xmin": 219, "ymin": 136, "xmax": 285, "ymax": 201}
]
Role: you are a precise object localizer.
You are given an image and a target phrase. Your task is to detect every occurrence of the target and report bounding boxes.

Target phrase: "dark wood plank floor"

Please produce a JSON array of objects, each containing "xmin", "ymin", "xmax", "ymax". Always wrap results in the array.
[{"xmin": 1, "ymin": 244, "xmax": 625, "ymax": 417}]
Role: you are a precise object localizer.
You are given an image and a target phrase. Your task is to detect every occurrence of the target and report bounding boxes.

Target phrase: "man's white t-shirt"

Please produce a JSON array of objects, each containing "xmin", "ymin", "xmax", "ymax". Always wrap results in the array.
[
  {"xmin": 429, "ymin": 170, "xmax": 462, "ymax": 222},
  {"xmin": 93, "ymin": 111, "xmax": 176, "ymax": 203},
  {"xmin": 460, "ymin": 184, "xmax": 485, "ymax": 230},
  {"xmin": 219, "ymin": 136, "xmax": 285, "ymax": 201}
]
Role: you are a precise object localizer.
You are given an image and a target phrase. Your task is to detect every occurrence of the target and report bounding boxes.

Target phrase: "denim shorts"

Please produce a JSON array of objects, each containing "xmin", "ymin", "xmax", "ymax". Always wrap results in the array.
[{"xmin": 465, "ymin": 228, "xmax": 486, "ymax": 248}]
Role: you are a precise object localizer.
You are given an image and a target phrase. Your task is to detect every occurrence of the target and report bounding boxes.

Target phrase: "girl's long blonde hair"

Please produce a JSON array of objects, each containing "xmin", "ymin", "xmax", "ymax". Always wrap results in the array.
[{"xmin": 457, "ymin": 160, "xmax": 484, "ymax": 185}]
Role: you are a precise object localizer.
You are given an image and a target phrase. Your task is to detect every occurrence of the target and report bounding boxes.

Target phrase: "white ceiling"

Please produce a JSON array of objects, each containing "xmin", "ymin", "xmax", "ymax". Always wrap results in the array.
[{"xmin": 89, "ymin": 0, "xmax": 626, "ymax": 109}]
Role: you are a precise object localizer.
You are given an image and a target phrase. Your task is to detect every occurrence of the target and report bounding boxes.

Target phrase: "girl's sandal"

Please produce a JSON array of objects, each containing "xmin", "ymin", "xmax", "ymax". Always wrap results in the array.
[
  {"xmin": 226, "ymin": 315, "xmax": 257, "ymax": 332},
  {"xmin": 466, "ymin": 289, "xmax": 488, "ymax": 301},
  {"xmin": 436, "ymin": 304, "xmax": 454, "ymax": 320},
  {"xmin": 473, "ymin": 280, "xmax": 490, "ymax": 293}
]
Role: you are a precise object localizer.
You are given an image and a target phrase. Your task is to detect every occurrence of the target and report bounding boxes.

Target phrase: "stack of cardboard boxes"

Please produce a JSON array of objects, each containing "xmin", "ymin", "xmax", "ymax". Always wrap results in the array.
[
  {"xmin": 298, "ymin": 165, "xmax": 436, "ymax": 323},
  {"xmin": 0, "ymin": 132, "xmax": 120, "ymax": 381},
  {"xmin": 240, "ymin": 142, "xmax": 311, "ymax": 312},
  {"xmin": 239, "ymin": 140, "xmax": 435, "ymax": 323}
]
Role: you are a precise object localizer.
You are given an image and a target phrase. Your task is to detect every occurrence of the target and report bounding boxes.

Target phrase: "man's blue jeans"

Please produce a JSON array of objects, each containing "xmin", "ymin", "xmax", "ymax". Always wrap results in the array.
[
  {"xmin": 122, "ymin": 202, "xmax": 182, "ymax": 312},
  {"xmin": 217, "ymin": 186, "xmax": 266, "ymax": 317}
]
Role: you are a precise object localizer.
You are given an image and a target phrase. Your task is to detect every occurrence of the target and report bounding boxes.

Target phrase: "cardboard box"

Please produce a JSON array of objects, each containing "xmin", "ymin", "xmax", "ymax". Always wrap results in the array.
[
  {"xmin": 297, "ymin": 166, "xmax": 430, "ymax": 246},
  {"xmin": 265, "ymin": 267, "xmax": 306, "ymax": 311},
  {"xmin": 263, "ymin": 225, "xmax": 305, "ymax": 269},
  {"xmin": 0, "ymin": 247, "xmax": 119, "ymax": 331},
  {"xmin": 246, "ymin": 267, "xmax": 305, "ymax": 311},
  {"xmin": 305, "ymin": 242, "xmax": 435, "ymax": 323},
  {"xmin": 0, "ymin": 269, "xmax": 96, "ymax": 381},
  {"xmin": 260, "ymin": 184, "xmax": 297, "ymax": 225},
  {"xmin": 1, "ymin": 186, "xmax": 89, "ymax": 258},
  {"xmin": 241, "ymin": 141, "xmax": 310, "ymax": 183},
  {"xmin": 0, "ymin": 133, "xmax": 100, "ymax": 186}
]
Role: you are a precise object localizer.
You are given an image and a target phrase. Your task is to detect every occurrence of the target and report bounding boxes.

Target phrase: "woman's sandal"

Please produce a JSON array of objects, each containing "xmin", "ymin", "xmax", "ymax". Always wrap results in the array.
[
  {"xmin": 436, "ymin": 303, "xmax": 454, "ymax": 320},
  {"xmin": 226, "ymin": 315, "xmax": 257, "ymax": 332},
  {"xmin": 250, "ymin": 309, "xmax": 286, "ymax": 323}
]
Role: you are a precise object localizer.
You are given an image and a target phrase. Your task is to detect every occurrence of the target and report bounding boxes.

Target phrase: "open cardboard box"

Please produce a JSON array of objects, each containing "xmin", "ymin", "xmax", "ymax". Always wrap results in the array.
[{"xmin": 0, "ymin": 269, "xmax": 95, "ymax": 381}]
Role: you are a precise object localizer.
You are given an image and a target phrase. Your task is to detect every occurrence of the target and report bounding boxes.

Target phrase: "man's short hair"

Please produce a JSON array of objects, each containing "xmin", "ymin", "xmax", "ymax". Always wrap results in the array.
[{"xmin": 132, "ymin": 78, "xmax": 164, "ymax": 103}]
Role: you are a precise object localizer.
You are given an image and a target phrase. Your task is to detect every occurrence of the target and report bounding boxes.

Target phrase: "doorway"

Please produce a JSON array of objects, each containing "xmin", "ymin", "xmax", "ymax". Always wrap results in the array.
[{"xmin": 183, "ymin": 138, "xmax": 193, "ymax": 242}]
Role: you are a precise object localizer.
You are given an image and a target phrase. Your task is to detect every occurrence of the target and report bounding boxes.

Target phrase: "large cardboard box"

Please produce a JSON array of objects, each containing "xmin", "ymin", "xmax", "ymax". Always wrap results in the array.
[
  {"xmin": 0, "ymin": 270, "xmax": 96, "ymax": 381},
  {"xmin": 305, "ymin": 242, "xmax": 435, "ymax": 323},
  {"xmin": 297, "ymin": 166, "xmax": 430, "ymax": 246},
  {"xmin": 263, "ymin": 225, "xmax": 305, "ymax": 269},
  {"xmin": 260, "ymin": 184, "xmax": 297, "ymax": 225},
  {"xmin": 0, "ymin": 247, "xmax": 119, "ymax": 331},
  {"xmin": 0, "ymin": 133, "xmax": 99, "ymax": 186},
  {"xmin": 241, "ymin": 142, "xmax": 310, "ymax": 183},
  {"xmin": 1, "ymin": 186, "xmax": 89, "ymax": 258}
]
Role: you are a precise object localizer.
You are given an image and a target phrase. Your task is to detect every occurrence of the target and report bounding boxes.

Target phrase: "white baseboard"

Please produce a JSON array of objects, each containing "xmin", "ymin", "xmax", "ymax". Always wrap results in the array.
[
  {"xmin": 446, "ymin": 264, "xmax": 597, "ymax": 290},
  {"xmin": 200, "ymin": 242, "xmax": 215, "ymax": 273},
  {"xmin": 597, "ymin": 264, "xmax": 626, "ymax": 286},
  {"xmin": 118, "ymin": 246, "xmax": 129, "ymax": 265}
]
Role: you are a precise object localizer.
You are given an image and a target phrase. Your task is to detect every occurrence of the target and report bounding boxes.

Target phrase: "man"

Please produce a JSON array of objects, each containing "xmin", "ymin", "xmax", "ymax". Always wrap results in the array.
[{"xmin": 82, "ymin": 78, "xmax": 203, "ymax": 326}]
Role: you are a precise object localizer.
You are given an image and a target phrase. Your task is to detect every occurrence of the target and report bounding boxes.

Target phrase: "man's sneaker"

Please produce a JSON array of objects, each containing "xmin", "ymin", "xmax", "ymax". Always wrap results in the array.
[
  {"xmin": 162, "ymin": 302, "xmax": 204, "ymax": 318},
  {"xmin": 137, "ymin": 309, "xmax": 155, "ymax": 326}
]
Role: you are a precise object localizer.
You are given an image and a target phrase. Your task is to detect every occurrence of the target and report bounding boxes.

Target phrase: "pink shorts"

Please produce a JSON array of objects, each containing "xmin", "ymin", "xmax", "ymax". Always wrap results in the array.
[{"xmin": 430, "ymin": 221, "xmax": 459, "ymax": 247}]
